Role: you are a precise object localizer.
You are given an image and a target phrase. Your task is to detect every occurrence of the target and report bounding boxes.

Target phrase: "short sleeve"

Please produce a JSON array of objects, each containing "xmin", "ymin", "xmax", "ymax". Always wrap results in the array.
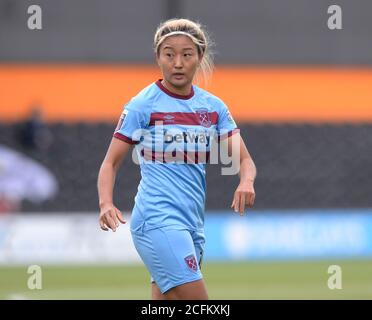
[
  {"xmin": 217, "ymin": 100, "xmax": 239, "ymax": 141},
  {"xmin": 113, "ymin": 98, "xmax": 148, "ymax": 145}
]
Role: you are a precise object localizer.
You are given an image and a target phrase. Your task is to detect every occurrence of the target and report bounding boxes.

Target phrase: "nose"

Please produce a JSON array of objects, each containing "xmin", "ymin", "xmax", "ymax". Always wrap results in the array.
[{"xmin": 174, "ymin": 54, "xmax": 183, "ymax": 68}]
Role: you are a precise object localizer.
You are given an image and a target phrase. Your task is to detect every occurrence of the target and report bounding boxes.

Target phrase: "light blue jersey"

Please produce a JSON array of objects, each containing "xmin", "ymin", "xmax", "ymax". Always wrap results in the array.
[
  {"xmin": 114, "ymin": 79, "xmax": 238, "ymax": 293},
  {"xmin": 114, "ymin": 80, "xmax": 238, "ymax": 233}
]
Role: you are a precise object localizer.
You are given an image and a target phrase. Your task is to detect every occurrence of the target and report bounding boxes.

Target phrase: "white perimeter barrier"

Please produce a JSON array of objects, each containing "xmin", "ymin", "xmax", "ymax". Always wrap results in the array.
[{"xmin": 0, "ymin": 213, "xmax": 141, "ymax": 265}]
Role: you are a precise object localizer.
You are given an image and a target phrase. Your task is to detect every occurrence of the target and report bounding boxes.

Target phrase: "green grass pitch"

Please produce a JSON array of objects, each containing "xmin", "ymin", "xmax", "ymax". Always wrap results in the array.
[{"xmin": 1, "ymin": 260, "xmax": 371, "ymax": 299}]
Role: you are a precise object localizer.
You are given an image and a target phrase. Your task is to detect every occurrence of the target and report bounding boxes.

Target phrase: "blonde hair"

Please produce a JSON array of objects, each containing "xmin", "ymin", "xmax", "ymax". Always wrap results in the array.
[{"xmin": 154, "ymin": 18, "xmax": 214, "ymax": 84}]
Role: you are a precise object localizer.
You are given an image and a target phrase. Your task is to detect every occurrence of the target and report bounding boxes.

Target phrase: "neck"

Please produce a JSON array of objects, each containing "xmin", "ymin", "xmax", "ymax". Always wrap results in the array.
[{"xmin": 161, "ymin": 79, "xmax": 192, "ymax": 96}]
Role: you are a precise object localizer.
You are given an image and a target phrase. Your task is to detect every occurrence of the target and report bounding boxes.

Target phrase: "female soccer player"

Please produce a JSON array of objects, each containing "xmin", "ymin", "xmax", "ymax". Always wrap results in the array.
[{"xmin": 97, "ymin": 18, "xmax": 256, "ymax": 300}]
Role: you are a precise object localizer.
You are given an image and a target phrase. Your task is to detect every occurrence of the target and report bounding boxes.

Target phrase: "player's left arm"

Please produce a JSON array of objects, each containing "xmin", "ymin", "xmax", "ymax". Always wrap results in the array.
[{"xmin": 228, "ymin": 133, "xmax": 257, "ymax": 215}]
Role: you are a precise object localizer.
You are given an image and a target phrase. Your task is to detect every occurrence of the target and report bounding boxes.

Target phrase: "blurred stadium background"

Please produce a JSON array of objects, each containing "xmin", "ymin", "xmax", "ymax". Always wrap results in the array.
[{"xmin": 0, "ymin": 0, "xmax": 372, "ymax": 299}]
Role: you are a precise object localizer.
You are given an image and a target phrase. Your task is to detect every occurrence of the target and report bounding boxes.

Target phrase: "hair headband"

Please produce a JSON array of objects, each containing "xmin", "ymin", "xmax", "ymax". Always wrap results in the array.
[{"xmin": 155, "ymin": 31, "xmax": 205, "ymax": 51}]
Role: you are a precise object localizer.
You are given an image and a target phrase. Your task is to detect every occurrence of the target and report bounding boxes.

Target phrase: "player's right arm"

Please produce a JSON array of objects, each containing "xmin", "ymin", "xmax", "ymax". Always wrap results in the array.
[{"xmin": 97, "ymin": 137, "xmax": 132, "ymax": 232}]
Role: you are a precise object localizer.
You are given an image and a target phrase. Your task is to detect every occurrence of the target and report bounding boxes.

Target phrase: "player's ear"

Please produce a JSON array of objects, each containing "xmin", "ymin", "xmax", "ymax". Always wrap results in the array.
[{"xmin": 155, "ymin": 52, "xmax": 161, "ymax": 67}]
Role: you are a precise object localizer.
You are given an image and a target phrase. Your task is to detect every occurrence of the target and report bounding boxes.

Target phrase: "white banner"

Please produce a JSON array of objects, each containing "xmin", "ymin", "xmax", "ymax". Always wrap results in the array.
[{"xmin": 0, "ymin": 213, "xmax": 141, "ymax": 265}]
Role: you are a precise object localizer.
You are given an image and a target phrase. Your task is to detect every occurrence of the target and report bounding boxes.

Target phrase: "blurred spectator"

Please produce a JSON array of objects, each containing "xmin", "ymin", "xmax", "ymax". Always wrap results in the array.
[
  {"xmin": 0, "ymin": 144, "xmax": 58, "ymax": 214},
  {"xmin": 17, "ymin": 106, "xmax": 53, "ymax": 151}
]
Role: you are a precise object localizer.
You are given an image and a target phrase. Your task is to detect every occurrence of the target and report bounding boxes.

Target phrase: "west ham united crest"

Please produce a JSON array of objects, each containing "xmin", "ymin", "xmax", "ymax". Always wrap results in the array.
[
  {"xmin": 195, "ymin": 108, "xmax": 211, "ymax": 128},
  {"xmin": 184, "ymin": 254, "xmax": 198, "ymax": 272}
]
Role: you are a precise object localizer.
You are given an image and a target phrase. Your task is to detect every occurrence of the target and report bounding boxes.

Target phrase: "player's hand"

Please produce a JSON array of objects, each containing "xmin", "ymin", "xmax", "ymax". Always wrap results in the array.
[
  {"xmin": 99, "ymin": 204, "xmax": 126, "ymax": 232},
  {"xmin": 230, "ymin": 180, "xmax": 255, "ymax": 215}
]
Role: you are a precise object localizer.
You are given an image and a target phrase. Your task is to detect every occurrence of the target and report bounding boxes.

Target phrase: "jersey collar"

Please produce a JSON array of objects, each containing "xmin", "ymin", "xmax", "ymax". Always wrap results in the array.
[{"xmin": 155, "ymin": 79, "xmax": 194, "ymax": 100}]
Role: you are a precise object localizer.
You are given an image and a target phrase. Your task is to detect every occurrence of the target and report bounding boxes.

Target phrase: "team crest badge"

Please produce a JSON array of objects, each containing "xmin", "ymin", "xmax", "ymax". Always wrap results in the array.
[
  {"xmin": 115, "ymin": 109, "xmax": 128, "ymax": 131},
  {"xmin": 195, "ymin": 108, "xmax": 211, "ymax": 128},
  {"xmin": 184, "ymin": 254, "xmax": 198, "ymax": 272}
]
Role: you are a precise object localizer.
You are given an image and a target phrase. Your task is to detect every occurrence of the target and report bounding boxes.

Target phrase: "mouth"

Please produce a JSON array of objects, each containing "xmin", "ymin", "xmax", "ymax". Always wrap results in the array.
[{"xmin": 173, "ymin": 73, "xmax": 185, "ymax": 79}]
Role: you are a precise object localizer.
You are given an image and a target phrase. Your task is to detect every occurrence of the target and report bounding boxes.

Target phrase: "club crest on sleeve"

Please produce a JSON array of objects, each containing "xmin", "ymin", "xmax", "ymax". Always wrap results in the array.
[
  {"xmin": 195, "ymin": 108, "xmax": 211, "ymax": 128},
  {"xmin": 184, "ymin": 254, "xmax": 198, "ymax": 271},
  {"xmin": 226, "ymin": 110, "xmax": 234, "ymax": 123},
  {"xmin": 115, "ymin": 109, "xmax": 128, "ymax": 131}
]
